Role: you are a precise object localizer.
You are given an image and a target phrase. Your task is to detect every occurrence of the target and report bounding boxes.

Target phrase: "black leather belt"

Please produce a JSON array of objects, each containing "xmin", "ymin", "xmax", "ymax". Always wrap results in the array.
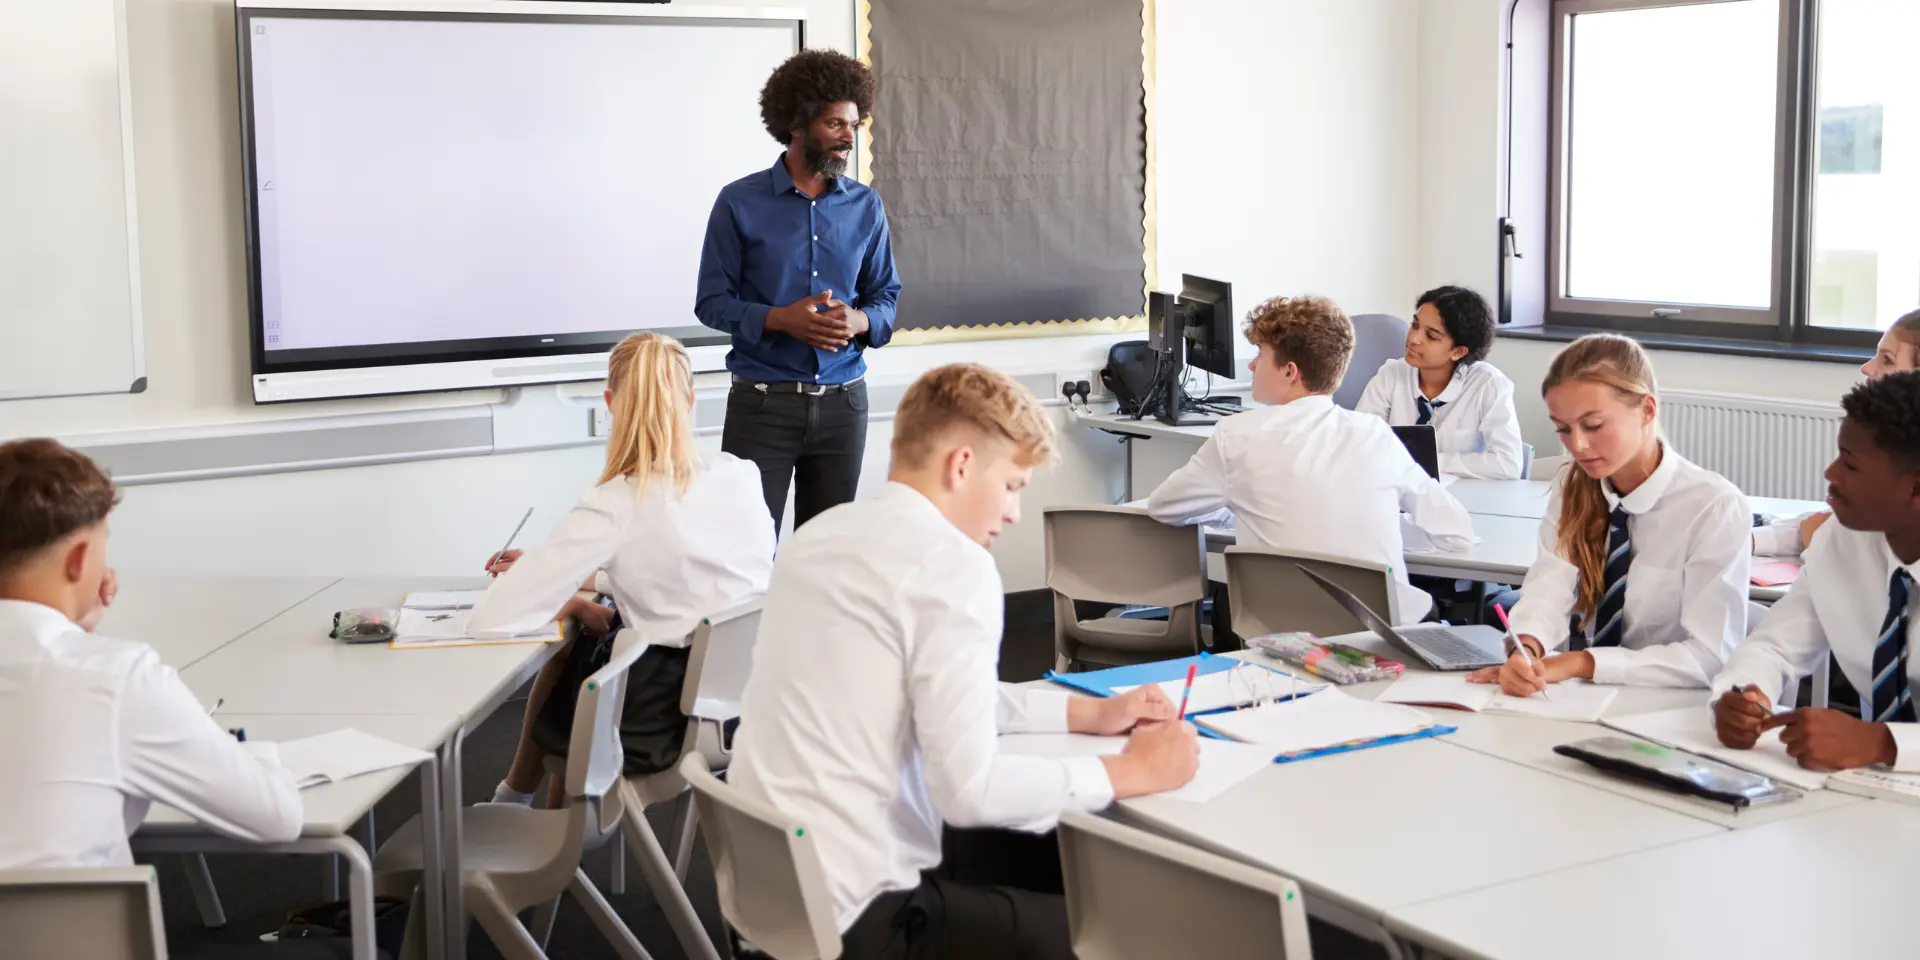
[{"xmin": 732, "ymin": 376, "xmax": 864, "ymax": 396}]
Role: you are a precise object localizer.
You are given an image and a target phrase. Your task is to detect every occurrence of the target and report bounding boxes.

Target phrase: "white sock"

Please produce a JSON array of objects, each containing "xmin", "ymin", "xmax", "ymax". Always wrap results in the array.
[{"xmin": 490, "ymin": 780, "xmax": 535, "ymax": 806}]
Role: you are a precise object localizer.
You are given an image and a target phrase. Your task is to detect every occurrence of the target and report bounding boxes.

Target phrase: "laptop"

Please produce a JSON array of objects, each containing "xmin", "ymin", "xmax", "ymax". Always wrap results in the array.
[
  {"xmin": 1294, "ymin": 564, "xmax": 1506, "ymax": 671},
  {"xmin": 1391, "ymin": 425, "xmax": 1441, "ymax": 480}
]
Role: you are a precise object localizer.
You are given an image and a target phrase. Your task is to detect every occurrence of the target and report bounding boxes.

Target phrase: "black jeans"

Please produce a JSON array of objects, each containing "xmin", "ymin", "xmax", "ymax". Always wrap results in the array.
[
  {"xmin": 837, "ymin": 828, "xmax": 1072, "ymax": 960},
  {"xmin": 721, "ymin": 380, "xmax": 869, "ymax": 532}
]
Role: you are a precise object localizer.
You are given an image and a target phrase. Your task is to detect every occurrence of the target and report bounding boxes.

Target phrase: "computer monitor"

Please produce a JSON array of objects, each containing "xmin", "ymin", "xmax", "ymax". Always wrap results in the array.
[{"xmin": 1178, "ymin": 275, "xmax": 1236, "ymax": 379}]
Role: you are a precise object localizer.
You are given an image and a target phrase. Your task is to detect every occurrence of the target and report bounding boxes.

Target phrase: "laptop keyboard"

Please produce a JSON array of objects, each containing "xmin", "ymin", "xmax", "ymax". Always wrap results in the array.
[{"xmin": 1398, "ymin": 624, "xmax": 1501, "ymax": 667}]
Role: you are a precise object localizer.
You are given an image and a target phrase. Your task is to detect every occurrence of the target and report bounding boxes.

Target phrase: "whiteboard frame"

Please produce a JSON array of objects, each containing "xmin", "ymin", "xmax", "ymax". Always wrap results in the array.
[
  {"xmin": 0, "ymin": 0, "xmax": 149, "ymax": 401},
  {"xmin": 236, "ymin": 0, "xmax": 805, "ymax": 404}
]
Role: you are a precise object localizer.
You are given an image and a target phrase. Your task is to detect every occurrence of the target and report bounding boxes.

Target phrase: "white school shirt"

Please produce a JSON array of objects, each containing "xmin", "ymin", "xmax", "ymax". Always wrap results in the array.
[
  {"xmin": 729, "ymin": 482, "xmax": 1113, "ymax": 930},
  {"xmin": 1714, "ymin": 523, "xmax": 1920, "ymax": 770},
  {"xmin": 1752, "ymin": 512, "xmax": 1820, "ymax": 557},
  {"xmin": 1354, "ymin": 358, "xmax": 1526, "ymax": 480},
  {"xmin": 1144, "ymin": 394, "xmax": 1477, "ymax": 622},
  {"xmin": 1506, "ymin": 445, "xmax": 1751, "ymax": 687},
  {"xmin": 468, "ymin": 454, "xmax": 776, "ymax": 644},
  {"xmin": 0, "ymin": 600, "xmax": 302, "ymax": 869}
]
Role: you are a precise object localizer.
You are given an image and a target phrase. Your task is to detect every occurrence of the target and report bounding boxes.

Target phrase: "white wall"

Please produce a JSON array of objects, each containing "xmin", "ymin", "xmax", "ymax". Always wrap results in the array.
[
  {"xmin": 1155, "ymin": 0, "xmax": 1419, "ymax": 320},
  {"xmin": 4, "ymin": 0, "xmax": 1426, "ymax": 592}
]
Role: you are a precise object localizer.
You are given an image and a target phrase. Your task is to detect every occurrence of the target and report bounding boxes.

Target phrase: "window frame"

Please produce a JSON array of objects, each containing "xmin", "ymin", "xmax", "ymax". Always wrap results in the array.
[{"xmin": 1544, "ymin": 0, "xmax": 1872, "ymax": 347}]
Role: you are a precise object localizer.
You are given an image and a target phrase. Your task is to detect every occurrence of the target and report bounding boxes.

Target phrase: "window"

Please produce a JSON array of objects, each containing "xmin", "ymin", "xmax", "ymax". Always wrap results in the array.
[{"xmin": 1545, "ymin": 0, "xmax": 1916, "ymax": 345}]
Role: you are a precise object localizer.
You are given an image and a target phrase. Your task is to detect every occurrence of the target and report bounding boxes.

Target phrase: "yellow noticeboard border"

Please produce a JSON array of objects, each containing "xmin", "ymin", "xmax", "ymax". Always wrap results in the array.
[{"xmin": 854, "ymin": 0, "xmax": 1157, "ymax": 346}]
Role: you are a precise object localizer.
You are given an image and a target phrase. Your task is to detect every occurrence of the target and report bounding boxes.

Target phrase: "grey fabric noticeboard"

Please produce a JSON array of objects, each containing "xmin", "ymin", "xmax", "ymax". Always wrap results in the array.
[{"xmin": 867, "ymin": 0, "xmax": 1147, "ymax": 332}]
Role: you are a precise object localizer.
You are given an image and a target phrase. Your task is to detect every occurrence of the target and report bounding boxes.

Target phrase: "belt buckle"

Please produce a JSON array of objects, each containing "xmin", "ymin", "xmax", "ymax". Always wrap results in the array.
[{"xmin": 800, "ymin": 382, "xmax": 830, "ymax": 396}]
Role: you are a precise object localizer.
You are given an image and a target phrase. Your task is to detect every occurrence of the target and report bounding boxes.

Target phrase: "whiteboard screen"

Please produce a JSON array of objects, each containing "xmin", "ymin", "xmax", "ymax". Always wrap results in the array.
[
  {"xmin": 239, "ymin": 5, "xmax": 799, "ymax": 389},
  {"xmin": 0, "ymin": 0, "xmax": 145, "ymax": 401}
]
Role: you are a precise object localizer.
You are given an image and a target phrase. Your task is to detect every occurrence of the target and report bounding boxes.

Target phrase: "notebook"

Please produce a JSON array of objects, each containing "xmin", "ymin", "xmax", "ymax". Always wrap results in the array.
[
  {"xmin": 1603, "ymin": 705, "xmax": 1827, "ymax": 791},
  {"xmin": 1195, "ymin": 688, "xmax": 1442, "ymax": 759},
  {"xmin": 1377, "ymin": 674, "xmax": 1619, "ymax": 723},
  {"xmin": 1047, "ymin": 654, "xmax": 1236, "ymax": 700},
  {"xmin": 1749, "ymin": 561, "xmax": 1802, "ymax": 587},
  {"xmin": 997, "ymin": 733, "xmax": 1277, "ymax": 803},
  {"xmin": 391, "ymin": 606, "xmax": 563, "ymax": 649},
  {"xmin": 271, "ymin": 729, "xmax": 435, "ymax": 789},
  {"xmin": 1112, "ymin": 663, "xmax": 1327, "ymax": 715}
]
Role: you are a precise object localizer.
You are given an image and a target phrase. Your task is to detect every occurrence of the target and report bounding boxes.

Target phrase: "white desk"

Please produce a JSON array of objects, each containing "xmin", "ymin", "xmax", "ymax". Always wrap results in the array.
[
  {"xmin": 101, "ymin": 576, "xmax": 339, "ymax": 669},
  {"xmin": 1116, "ymin": 739, "xmax": 1720, "ymax": 944},
  {"xmin": 133, "ymin": 712, "xmax": 456, "ymax": 960},
  {"xmin": 1385, "ymin": 800, "xmax": 1920, "ymax": 960},
  {"xmin": 1445, "ymin": 479, "xmax": 1552, "ymax": 518}
]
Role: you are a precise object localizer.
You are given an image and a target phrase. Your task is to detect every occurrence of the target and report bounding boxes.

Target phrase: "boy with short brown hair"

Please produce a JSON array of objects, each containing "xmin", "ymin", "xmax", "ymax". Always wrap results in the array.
[
  {"xmin": 0, "ymin": 438, "xmax": 300, "ymax": 869},
  {"xmin": 732, "ymin": 364, "xmax": 1197, "ymax": 959}
]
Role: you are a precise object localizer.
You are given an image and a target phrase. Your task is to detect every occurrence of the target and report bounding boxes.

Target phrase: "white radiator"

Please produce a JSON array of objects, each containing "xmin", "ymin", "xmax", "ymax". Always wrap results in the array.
[{"xmin": 1662, "ymin": 389, "xmax": 1842, "ymax": 501}]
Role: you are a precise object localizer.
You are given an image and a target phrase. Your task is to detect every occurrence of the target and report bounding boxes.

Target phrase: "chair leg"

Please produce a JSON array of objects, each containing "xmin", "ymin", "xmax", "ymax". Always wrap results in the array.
[
  {"xmin": 624, "ymin": 798, "xmax": 722, "ymax": 960},
  {"xmin": 468, "ymin": 887, "xmax": 550, "ymax": 960},
  {"xmin": 567, "ymin": 867, "xmax": 655, "ymax": 960},
  {"xmin": 530, "ymin": 894, "xmax": 562, "ymax": 951},
  {"xmin": 669, "ymin": 791, "xmax": 699, "ymax": 883},
  {"xmin": 183, "ymin": 854, "xmax": 227, "ymax": 927},
  {"xmin": 609, "ymin": 829, "xmax": 626, "ymax": 894}
]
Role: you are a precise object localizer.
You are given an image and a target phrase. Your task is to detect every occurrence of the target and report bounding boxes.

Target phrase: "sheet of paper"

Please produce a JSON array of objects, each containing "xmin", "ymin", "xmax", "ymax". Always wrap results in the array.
[
  {"xmin": 274, "ymin": 728, "xmax": 434, "ymax": 789},
  {"xmin": 1196, "ymin": 688, "xmax": 1435, "ymax": 754},
  {"xmin": 997, "ymin": 733, "xmax": 1276, "ymax": 803},
  {"xmin": 1113, "ymin": 664, "xmax": 1326, "ymax": 714},
  {"xmin": 400, "ymin": 590, "xmax": 483, "ymax": 610},
  {"xmin": 1605, "ymin": 705, "xmax": 1827, "ymax": 791}
]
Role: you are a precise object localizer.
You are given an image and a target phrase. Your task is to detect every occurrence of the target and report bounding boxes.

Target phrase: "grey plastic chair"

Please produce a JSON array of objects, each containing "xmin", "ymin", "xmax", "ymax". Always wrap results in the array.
[
  {"xmin": 1520, "ymin": 443, "xmax": 1537, "ymax": 480},
  {"xmin": 1226, "ymin": 546, "xmax": 1402, "ymax": 639},
  {"xmin": 0, "ymin": 866, "xmax": 168, "ymax": 960},
  {"xmin": 1332, "ymin": 313, "xmax": 1409, "ymax": 410},
  {"xmin": 681, "ymin": 753, "xmax": 842, "ymax": 960},
  {"xmin": 1045, "ymin": 506, "xmax": 1208, "ymax": 670},
  {"xmin": 375, "ymin": 627, "xmax": 655, "ymax": 960},
  {"xmin": 1058, "ymin": 811, "xmax": 1312, "ymax": 959}
]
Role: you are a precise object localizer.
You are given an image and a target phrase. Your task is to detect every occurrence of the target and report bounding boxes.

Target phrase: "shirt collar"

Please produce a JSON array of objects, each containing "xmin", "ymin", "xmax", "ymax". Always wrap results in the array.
[
  {"xmin": 0, "ymin": 599, "xmax": 79, "ymax": 643},
  {"xmin": 1279, "ymin": 393, "xmax": 1336, "ymax": 414},
  {"xmin": 1603, "ymin": 440, "xmax": 1680, "ymax": 514},
  {"xmin": 768, "ymin": 154, "xmax": 847, "ymax": 197},
  {"xmin": 1431, "ymin": 366, "xmax": 1467, "ymax": 404}
]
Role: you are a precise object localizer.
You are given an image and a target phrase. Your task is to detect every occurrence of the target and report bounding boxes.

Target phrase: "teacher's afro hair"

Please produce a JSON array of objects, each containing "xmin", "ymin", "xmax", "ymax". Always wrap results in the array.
[{"xmin": 759, "ymin": 50, "xmax": 876, "ymax": 145}]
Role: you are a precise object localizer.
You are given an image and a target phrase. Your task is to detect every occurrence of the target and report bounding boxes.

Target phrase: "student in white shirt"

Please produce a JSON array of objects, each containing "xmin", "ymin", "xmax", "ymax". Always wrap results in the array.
[
  {"xmin": 0, "ymin": 438, "xmax": 301, "ymax": 868},
  {"xmin": 1473, "ymin": 335, "xmax": 1750, "ymax": 694},
  {"xmin": 1754, "ymin": 307, "xmax": 1920, "ymax": 558},
  {"xmin": 1146, "ymin": 295, "xmax": 1477, "ymax": 622},
  {"xmin": 1356, "ymin": 285, "xmax": 1526, "ymax": 479},
  {"xmin": 730, "ymin": 363, "xmax": 1198, "ymax": 959},
  {"xmin": 1715, "ymin": 372, "xmax": 1920, "ymax": 770},
  {"xmin": 471, "ymin": 332, "xmax": 775, "ymax": 806}
]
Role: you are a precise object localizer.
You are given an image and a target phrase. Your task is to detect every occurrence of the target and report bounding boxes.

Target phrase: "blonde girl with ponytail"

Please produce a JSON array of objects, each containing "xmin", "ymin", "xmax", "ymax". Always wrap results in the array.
[
  {"xmin": 469, "ymin": 332, "xmax": 776, "ymax": 805},
  {"xmin": 1470, "ymin": 334, "xmax": 1750, "ymax": 695}
]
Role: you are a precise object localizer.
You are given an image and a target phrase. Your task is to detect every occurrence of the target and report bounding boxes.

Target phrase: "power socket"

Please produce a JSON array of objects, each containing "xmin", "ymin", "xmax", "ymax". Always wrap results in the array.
[{"xmin": 589, "ymin": 406, "xmax": 612, "ymax": 438}]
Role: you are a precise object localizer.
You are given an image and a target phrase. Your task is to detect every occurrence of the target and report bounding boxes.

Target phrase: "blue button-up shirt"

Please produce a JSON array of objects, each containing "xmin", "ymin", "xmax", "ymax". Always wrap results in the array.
[{"xmin": 694, "ymin": 155, "xmax": 901, "ymax": 384}]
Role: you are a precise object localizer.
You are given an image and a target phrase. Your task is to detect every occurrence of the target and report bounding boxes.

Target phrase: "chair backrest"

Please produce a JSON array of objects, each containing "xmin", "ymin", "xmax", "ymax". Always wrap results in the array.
[
  {"xmin": 680, "ymin": 600, "xmax": 764, "ymax": 718},
  {"xmin": 1333, "ymin": 313, "xmax": 1409, "ymax": 410},
  {"xmin": 1044, "ymin": 506, "xmax": 1207, "ymax": 608},
  {"xmin": 1520, "ymin": 442, "xmax": 1537, "ymax": 480},
  {"xmin": 680, "ymin": 754, "xmax": 842, "ymax": 960},
  {"xmin": 0, "ymin": 866, "xmax": 168, "ymax": 960},
  {"xmin": 1225, "ymin": 546, "xmax": 1400, "ymax": 638},
  {"xmin": 1058, "ymin": 811, "xmax": 1312, "ymax": 960}
]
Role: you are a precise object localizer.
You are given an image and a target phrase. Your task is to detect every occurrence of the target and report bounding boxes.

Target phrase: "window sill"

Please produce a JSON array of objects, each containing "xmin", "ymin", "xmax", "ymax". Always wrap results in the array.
[{"xmin": 1496, "ymin": 325, "xmax": 1870, "ymax": 365}]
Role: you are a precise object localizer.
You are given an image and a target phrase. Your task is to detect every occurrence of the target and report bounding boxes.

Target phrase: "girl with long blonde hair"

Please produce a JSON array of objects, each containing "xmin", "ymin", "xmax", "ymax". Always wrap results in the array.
[
  {"xmin": 1471, "ymin": 334, "xmax": 1750, "ymax": 694},
  {"xmin": 469, "ymin": 332, "xmax": 775, "ymax": 805}
]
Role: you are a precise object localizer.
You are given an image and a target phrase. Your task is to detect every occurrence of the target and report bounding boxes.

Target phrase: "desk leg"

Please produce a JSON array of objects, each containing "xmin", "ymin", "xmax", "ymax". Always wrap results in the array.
[
  {"xmin": 135, "ymin": 836, "xmax": 377, "ymax": 960},
  {"xmin": 183, "ymin": 854, "xmax": 226, "ymax": 927},
  {"xmin": 1124, "ymin": 436, "xmax": 1134, "ymax": 503},
  {"xmin": 440, "ymin": 727, "xmax": 468, "ymax": 960},
  {"xmin": 417, "ymin": 755, "xmax": 446, "ymax": 960}
]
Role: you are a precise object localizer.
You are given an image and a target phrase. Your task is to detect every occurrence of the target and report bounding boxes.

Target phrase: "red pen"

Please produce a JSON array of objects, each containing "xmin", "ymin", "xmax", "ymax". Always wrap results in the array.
[{"xmin": 1176, "ymin": 663, "xmax": 1198, "ymax": 720}]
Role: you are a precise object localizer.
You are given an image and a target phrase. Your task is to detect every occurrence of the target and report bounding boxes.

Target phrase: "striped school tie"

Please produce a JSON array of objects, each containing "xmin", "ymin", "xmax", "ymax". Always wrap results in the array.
[
  {"xmin": 1869, "ymin": 569, "xmax": 1917, "ymax": 724},
  {"xmin": 1590, "ymin": 505, "xmax": 1631, "ymax": 648},
  {"xmin": 1415, "ymin": 395, "xmax": 1447, "ymax": 426}
]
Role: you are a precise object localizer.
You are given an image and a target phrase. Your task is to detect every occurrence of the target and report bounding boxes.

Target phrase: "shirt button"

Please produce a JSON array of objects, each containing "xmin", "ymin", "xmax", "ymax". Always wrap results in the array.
[
  {"xmin": 810, "ymin": 201, "xmax": 816, "ymax": 207},
  {"xmin": 813, "ymin": 235, "xmax": 819, "ymax": 241},
  {"xmin": 812, "ymin": 271, "xmax": 818, "ymax": 277}
]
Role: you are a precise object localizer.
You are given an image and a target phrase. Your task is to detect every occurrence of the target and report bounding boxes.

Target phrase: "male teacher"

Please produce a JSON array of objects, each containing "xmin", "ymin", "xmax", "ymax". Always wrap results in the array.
[{"xmin": 695, "ymin": 50, "xmax": 900, "ymax": 530}]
